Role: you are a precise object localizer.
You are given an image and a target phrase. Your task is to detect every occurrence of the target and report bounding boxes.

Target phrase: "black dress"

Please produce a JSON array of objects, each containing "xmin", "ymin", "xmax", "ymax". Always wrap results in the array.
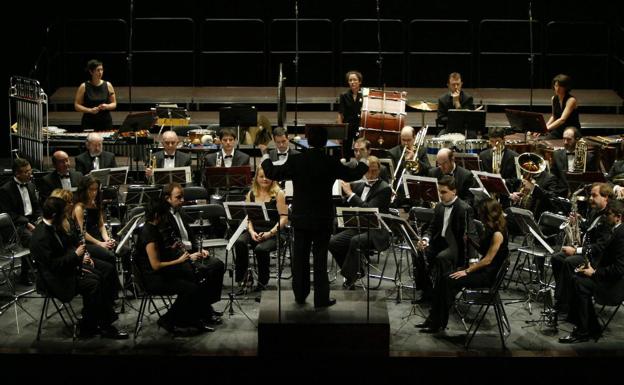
[
  {"xmin": 233, "ymin": 192, "xmax": 281, "ymax": 286},
  {"xmin": 83, "ymin": 207, "xmax": 116, "ymax": 265},
  {"xmin": 137, "ymin": 222, "xmax": 210, "ymax": 326},
  {"xmin": 548, "ymin": 93, "xmax": 581, "ymax": 139},
  {"xmin": 338, "ymin": 89, "xmax": 363, "ymax": 159},
  {"xmin": 426, "ymin": 228, "xmax": 508, "ymax": 328},
  {"xmin": 81, "ymin": 81, "xmax": 113, "ymax": 131}
]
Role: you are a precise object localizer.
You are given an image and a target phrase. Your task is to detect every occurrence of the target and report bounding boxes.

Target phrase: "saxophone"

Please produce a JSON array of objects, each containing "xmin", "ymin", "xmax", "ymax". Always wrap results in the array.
[
  {"xmin": 492, "ymin": 140, "xmax": 504, "ymax": 174},
  {"xmin": 571, "ymin": 138, "xmax": 587, "ymax": 173},
  {"xmin": 562, "ymin": 187, "xmax": 583, "ymax": 248}
]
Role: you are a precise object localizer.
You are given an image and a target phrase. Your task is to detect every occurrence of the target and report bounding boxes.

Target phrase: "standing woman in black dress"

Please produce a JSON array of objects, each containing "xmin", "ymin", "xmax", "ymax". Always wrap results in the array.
[
  {"xmin": 338, "ymin": 70, "xmax": 364, "ymax": 159},
  {"xmin": 74, "ymin": 59, "xmax": 117, "ymax": 131},
  {"xmin": 417, "ymin": 198, "xmax": 509, "ymax": 333},
  {"xmin": 545, "ymin": 74, "xmax": 581, "ymax": 139}
]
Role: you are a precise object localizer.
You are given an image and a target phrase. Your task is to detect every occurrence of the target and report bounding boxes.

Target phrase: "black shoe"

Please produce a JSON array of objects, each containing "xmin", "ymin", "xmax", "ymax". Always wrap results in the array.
[
  {"xmin": 413, "ymin": 296, "xmax": 431, "ymax": 305},
  {"xmin": 208, "ymin": 305, "xmax": 223, "ymax": 318},
  {"xmin": 203, "ymin": 314, "xmax": 223, "ymax": 325},
  {"xmin": 18, "ymin": 275, "xmax": 33, "ymax": 286},
  {"xmin": 419, "ymin": 326, "xmax": 443, "ymax": 334},
  {"xmin": 342, "ymin": 279, "xmax": 356, "ymax": 290},
  {"xmin": 100, "ymin": 325, "xmax": 129, "ymax": 340},
  {"xmin": 559, "ymin": 332, "xmax": 590, "ymax": 344},
  {"xmin": 190, "ymin": 320, "xmax": 215, "ymax": 333},
  {"xmin": 77, "ymin": 324, "xmax": 99, "ymax": 339},
  {"xmin": 315, "ymin": 298, "xmax": 337, "ymax": 308},
  {"xmin": 415, "ymin": 320, "xmax": 431, "ymax": 329}
]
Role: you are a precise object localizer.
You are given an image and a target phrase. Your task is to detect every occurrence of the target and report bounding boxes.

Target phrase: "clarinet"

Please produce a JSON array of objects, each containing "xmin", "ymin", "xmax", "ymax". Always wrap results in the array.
[
  {"xmin": 170, "ymin": 230, "xmax": 206, "ymax": 285},
  {"xmin": 77, "ymin": 208, "xmax": 91, "ymax": 275}
]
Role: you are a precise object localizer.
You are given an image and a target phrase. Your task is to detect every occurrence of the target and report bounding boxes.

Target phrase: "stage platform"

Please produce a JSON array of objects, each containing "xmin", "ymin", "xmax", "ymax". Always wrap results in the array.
[
  {"xmin": 257, "ymin": 290, "xmax": 389, "ymax": 357},
  {"xmin": 49, "ymin": 86, "xmax": 624, "ymax": 110},
  {"xmin": 47, "ymin": 110, "xmax": 624, "ymax": 133}
]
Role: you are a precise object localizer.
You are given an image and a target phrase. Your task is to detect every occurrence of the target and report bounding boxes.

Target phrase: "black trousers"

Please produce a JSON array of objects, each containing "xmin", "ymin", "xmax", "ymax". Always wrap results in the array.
[
  {"xmin": 17, "ymin": 224, "xmax": 33, "ymax": 278},
  {"xmin": 415, "ymin": 238, "xmax": 457, "ymax": 295},
  {"xmin": 78, "ymin": 259, "xmax": 118, "ymax": 330},
  {"xmin": 292, "ymin": 227, "xmax": 331, "ymax": 306},
  {"xmin": 428, "ymin": 270, "xmax": 494, "ymax": 328},
  {"xmin": 551, "ymin": 252, "xmax": 584, "ymax": 309},
  {"xmin": 567, "ymin": 274, "xmax": 602, "ymax": 334},
  {"xmin": 329, "ymin": 229, "xmax": 378, "ymax": 282},
  {"xmin": 233, "ymin": 231, "xmax": 278, "ymax": 286}
]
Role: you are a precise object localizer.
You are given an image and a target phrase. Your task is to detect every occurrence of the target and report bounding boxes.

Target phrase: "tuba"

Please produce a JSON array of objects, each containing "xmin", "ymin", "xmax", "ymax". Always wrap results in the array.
[
  {"xmin": 571, "ymin": 138, "xmax": 588, "ymax": 173},
  {"xmin": 492, "ymin": 140, "xmax": 504, "ymax": 174},
  {"xmin": 515, "ymin": 152, "xmax": 547, "ymax": 208}
]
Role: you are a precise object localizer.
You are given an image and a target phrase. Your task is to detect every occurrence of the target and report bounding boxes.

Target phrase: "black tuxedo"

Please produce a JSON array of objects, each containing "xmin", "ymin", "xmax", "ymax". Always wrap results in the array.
[
  {"xmin": 75, "ymin": 151, "xmax": 117, "ymax": 175},
  {"xmin": 268, "ymin": 148, "xmax": 300, "ymax": 162},
  {"xmin": 329, "ymin": 179, "xmax": 392, "ymax": 282},
  {"xmin": 388, "ymin": 145, "xmax": 431, "ymax": 177},
  {"xmin": 552, "ymin": 208, "xmax": 612, "ymax": 309},
  {"xmin": 551, "ymin": 148, "xmax": 598, "ymax": 194},
  {"xmin": 428, "ymin": 165, "xmax": 477, "ymax": 206},
  {"xmin": 40, "ymin": 170, "xmax": 84, "ymax": 202},
  {"xmin": 479, "ymin": 147, "xmax": 519, "ymax": 181},
  {"xmin": 204, "ymin": 150, "xmax": 250, "ymax": 168},
  {"xmin": 344, "ymin": 158, "xmax": 391, "ymax": 183},
  {"xmin": 153, "ymin": 150, "xmax": 192, "ymax": 168},
  {"xmin": 0, "ymin": 179, "xmax": 42, "ymax": 229},
  {"xmin": 523, "ymin": 171, "xmax": 569, "ymax": 220},
  {"xmin": 30, "ymin": 222, "xmax": 117, "ymax": 329},
  {"xmin": 567, "ymin": 223, "xmax": 624, "ymax": 335},
  {"xmin": 261, "ymin": 149, "xmax": 367, "ymax": 306},
  {"xmin": 607, "ymin": 160, "xmax": 624, "ymax": 183},
  {"xmin": 436, "ymin": 90, "xmax": 474, "ymax": 129}
]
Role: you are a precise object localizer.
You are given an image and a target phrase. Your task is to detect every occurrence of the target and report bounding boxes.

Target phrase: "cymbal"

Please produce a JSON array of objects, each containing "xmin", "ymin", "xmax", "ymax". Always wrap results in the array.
[{"xmin": 407, "ymin": 100, "xmax": 438, "ymax": 111}]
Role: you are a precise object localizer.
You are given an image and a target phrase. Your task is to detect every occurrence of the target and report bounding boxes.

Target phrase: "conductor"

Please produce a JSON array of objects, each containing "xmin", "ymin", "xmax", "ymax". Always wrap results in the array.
[{"xmin": 260, "ymin": 126, "xmax": 368, "ymax": 307}]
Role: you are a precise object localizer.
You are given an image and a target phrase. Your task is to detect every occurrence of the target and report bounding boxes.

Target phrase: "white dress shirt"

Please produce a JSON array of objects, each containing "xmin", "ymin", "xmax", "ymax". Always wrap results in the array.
[{"xmin": 14, "ymin": 177, "xmax": 33, "ymax": 216}]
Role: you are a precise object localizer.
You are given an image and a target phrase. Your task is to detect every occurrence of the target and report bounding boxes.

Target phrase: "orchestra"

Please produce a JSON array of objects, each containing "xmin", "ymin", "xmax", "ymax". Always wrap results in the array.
[{"xmin": 7, "ymin": 66, "xmax": 624, "ymax": 348}]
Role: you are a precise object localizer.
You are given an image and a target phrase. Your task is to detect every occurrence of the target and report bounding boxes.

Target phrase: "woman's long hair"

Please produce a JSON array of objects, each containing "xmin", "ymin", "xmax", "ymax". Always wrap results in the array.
[
  {"xmin": 251, "ymin": 166, "xmax": 280, "ymax": 199},
  {"xmin": 478, "ymin": 198, "xmax": 506, "ymax": 234},
  {"xmin": 75, "ymin": 175, "xmax": 103, "ymax": 227},
  {"xmin": 50, "ymin": 188, "xmax": 74, "ymax": 233}
]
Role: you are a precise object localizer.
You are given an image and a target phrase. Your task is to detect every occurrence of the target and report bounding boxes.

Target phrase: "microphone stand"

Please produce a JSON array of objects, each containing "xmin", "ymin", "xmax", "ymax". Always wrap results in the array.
[
  {"xmin": 293, "ymin": 0, "xmax": 300, "ymax": 129},
  {"xmin": 528, "ymin": 0, "xmax": 535, "ymax": 112},
  {"xmin": 127, "ymin": 0, "xmax": 134, "ymax": 112},
  {"xmin": 375, "ymin": 0, "xmax": 384, "ymax": 89}
]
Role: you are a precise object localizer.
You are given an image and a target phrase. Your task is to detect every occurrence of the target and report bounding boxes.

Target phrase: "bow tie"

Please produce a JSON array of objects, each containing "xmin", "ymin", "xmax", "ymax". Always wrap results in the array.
[
  {"xmin": 18, "ymin": 183, "xmax": 28, "ymax": 188},
  {"xmin": 91, "ymin": 155, "xmax": 99, "ymax": 160},
  {"xmin": 59, "ymin": 174, "xmax": 70, "ymax": 179},
  {"xmin": 443, "ymin": 202, "xmax": 455, "ymax": 208},
  {"xmin": 223, "ymin": 155, "xmax": 233, "ymax": 159},
  {"xmin": 277, "ymin": 153, "xmax": 288, "ymax": 158},
  {"xmin": 364, "ymin": 183, "xmax": 373, "ymax": 188},
  {"xmin": 164, "ymin": 155, "xmax": 175, "ymax": 159}
]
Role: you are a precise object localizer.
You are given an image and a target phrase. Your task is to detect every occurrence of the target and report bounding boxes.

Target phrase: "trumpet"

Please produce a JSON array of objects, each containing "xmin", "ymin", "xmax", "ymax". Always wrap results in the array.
[{"xmin": 147, "ymin": 148, "xmax": 157, "ymax": 184}]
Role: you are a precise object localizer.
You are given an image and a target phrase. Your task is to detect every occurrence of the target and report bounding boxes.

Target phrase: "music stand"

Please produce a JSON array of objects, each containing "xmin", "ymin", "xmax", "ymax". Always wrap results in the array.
[
  {"xmin": 336, "ymin": 207, "xmax": 382, "ymax": 321},
  {"xmin": 108, "ymin": 167, "xmax": 129, "ymax": 185},
  {"xmin": 219, "ymin": 105, "xmax": 258, "ymax": 147},
  {"xmin": 305, "ymin": 123, "xmax": 348, "ymax": 142},
  {"xmin": 88, "ymin": 168, "xmax": 110, "ymax": 186},
  {"xmin": 378, "ymin": 158, "xmax": 395, "ymax": 182},
  {"xmin": 402, "ymin": 175, "xmax": 440, "ymax": 204},
  {"xmin": 124, "ymin": 185, "xmax": 162, "ymax": 206},
  {"xmin": 447, "ymin": 109, "xmax": 486, "ymax": 139},
  {"xmin": 118, "ymin": 111, "xmax": 157, "ymax": 172},
  {"xmin": 204, "ymin": 166, "xmax": 252, "ymax": 201},
  {"xmin": 153, "ymin": 166, "xmax": 192, "ymax": 185},
  {"xmin": 222, "ymin": 202, "xmax": 270, "ymax": 326},
  {"xmin": 454, "ymin": 153, "xmax": 481, "ymax": 171},
  {"xmin": 472, "ymin": 170, "xmax": 511, "ymax": 197},
  {"xmin": 504, "ymin": 109, "xmax": 547, "ymax": 140}
]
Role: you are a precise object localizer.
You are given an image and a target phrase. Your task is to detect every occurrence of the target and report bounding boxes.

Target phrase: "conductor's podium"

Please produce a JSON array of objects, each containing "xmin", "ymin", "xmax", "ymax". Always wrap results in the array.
[{"xmin": 258, "ymin": 290, "xmax": 390, "ymax": 357}]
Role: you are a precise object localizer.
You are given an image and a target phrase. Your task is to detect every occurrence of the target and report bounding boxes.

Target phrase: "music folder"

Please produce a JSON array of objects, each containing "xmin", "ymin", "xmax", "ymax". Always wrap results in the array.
[
  {"xmin": 504, "ymin": 109, "xmax": 547, "ymax": 134},
  {"xmin": 153, "ymin": 166, "xmax": 192, "ymax": 184},
  {"xmin": 402, "ymin": 175, "xmax": 440, "ymax": 203},
  {"xmin": 472, "ymin": 170, "xmax": 511, "ymax": 196}
]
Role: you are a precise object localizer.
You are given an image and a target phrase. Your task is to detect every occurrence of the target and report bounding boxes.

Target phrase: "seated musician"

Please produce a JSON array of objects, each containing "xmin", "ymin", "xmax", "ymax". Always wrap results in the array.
[
  {"xmin": 436, "ymin": 72, "xmax": 475, "ymax": 134},
  {"xmin": 31, "ymin": 197, "xmax": 127, "ymax": 339},
  {"xmin": 416, "ymin": 198, "xmax": 508, "ymax": 334},
  {"xmin": 337, "ymin": 70, "xmax": 364, "ymax": 159},
  {"xmin": 545, "ymin": 74, "xmax": 581, "ymax": 139},
  {"xmin": 73, "ymin": 176, "xmax": 117, "ymax": 266},
  {"xmin": 428, "ymin": 148, "xmax": 477, "ymax": 206},
  {"xmin": 415, "ymin": 175, "xmax": 478, "ymax": 303},
  {"xmin": 75, "ymin": 132, "xmax": 117, "ymax": 175},
  {"xmin": 145, "ymin": 130, "xmax": 191, "ymax": 180},
  {"xmin": 329, "ymin": 156, "xmax": 392, "ymax": 289},
  {"xmin": 159, "ymin": 182, "xmax": 225, "ymax": 323},
  {"xmin": 40, "ymin": 151, "xmax": 84, "ymax": 202},
  {"xmin": 479, "ymin": 127, "xmax": 519, "ymax": 188},
  {"xmin": 344, "ymin": 138, "xmax": 390, "ymax": 183},
  {"xmin": 389, "ymin": 126, "xmax": 431, "ymax": 177},
  {"xmin": 559, "ymin": 199, "xmax": 624, "ymax": 343},
  {"xmin": 204, "ymin": 127, "xmax": 251, "ymax": 168},
  {"xmin": 551, "ymin": 183, "xmax": 613, "ymax": 316},
  {"xmin": 233, "ymin": 166, "xmax": 288, "ymax": 293},
  {"xmin": 136, "ymin": 199, "xmax": 216, "ymax": 333},
  {"xmin": 550, "ymin": 127, "xmax": 597, "ymax": 195},
  {"xmin": 509, "ymin": 154, "xmax": 568, "ymax": 220},
  {"xmin": 268, "ymin": 126, "xmax": 299, "ymax": 162},
  {"xmin": 0, "ymin": 158, "xmax": 42, "ymax": 285},
  {"xmin": 607, "ymin": 159, "xmax": 624, "ymax": 199}
]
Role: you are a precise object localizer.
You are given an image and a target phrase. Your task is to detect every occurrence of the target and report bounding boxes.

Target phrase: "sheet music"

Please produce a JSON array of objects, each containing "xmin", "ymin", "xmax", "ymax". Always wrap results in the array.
[
  {"xmin": 153, "ymin": 166, "xmax": 192, "ymax": 184},
  {"xmin": 528, "ymin": 225, "xmax": 554, "ymax": 254},
  {"xmin": 285, "ymin": 180, "xmax": 294, "ymax": 198},
  {"xmin": 471, "ymin": 170, "xmax": 511, "ymax": 196},
  {"xmin": 332, "ymin": 180, "xmax": 342, "ymax": 198},
  {"xmin": 469, "ymin": 187, "xmax": 491, "ymax": 199},
  {"xmin": 226, "ymin": 217, "xmax": 248, "ymax": 251}
]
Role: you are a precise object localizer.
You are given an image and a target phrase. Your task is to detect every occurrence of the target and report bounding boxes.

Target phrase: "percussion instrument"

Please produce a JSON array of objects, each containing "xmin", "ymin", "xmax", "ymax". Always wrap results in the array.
[
  {"xmin": 426, "ymin": 138, "xmax": 454, "ymax": 155},
  {"xmin": 456, "ymin": 139, "xmax": 488, "ymax": 154},
  {"xmin": 360, "ymin": 88, "xmax": 407, "ymax": 148},
  {"xmin": 188, "ymin": 129, "xmax": 215, "ymax": 145},
  {"xmin": 407, "ymin": 100, "xmax": 438, "ymax": 128}
]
